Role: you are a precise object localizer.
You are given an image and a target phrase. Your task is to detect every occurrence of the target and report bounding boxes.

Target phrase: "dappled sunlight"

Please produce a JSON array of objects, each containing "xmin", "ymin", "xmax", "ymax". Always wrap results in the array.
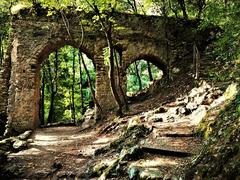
[
  {"xmin": 92, "ymin": 136, "xmax": 117, "ymax": 144},
  {"xmin": 9, "ymin": 148, "xmax": 42, "ymax": 156},
  {"xmin": 224, "ymin": 83, "xmax": 238, "ymax": 100},
  {"xmin": 130, "ymin": 157, "xmax": 179, "ymax": 168},
  {"xmin": 70, "ymin": 131, "xmax": 96, "ymax": 140}
]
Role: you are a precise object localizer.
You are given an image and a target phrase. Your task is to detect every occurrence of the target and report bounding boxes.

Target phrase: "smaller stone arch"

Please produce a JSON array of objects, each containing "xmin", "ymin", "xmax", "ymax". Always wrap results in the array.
[{"xmin": 123, "ymin": 54, "xmax": 168, "ymax": 76}]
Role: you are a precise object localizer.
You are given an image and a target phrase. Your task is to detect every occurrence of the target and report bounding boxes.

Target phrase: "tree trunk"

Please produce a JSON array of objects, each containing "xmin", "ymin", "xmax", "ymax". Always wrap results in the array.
[
  {"xmin": 178, "ymin": 0, "xmax": 188, "ymax": 19},
  {"xmin": 0, "ymin": 36, "xmax": 3, "ymax": 68},
  {"xmin": 147, "ymin": 61, "xmax": 153, "ymax": 81},
  {"xmin": 197, "ymin": 0, "xmax": 206, "ymax": 19},
  {"xmin": 46, "ymin": 64, "xmax": 55, "ymax": 124},
  {"xmin": 106, "ymin": 26, "xmax": 123, "ymax": 116},
  {"xmin": 40, "ymin": 68, "xmax": 45, "ymax": 125},
  {"xmin": 79, "ymin": 50, "xmax": 102, "ymax": 119},
  {"xmin": 46, "ymin": 50, "xmax": 58, "ymax": 124},
  {"xmin": 169, "ymin": 0, "xmax": 178, "ymax": 18},
  {"xmin": 114, "ymin": 51, "xmax": 128, "ymax": 110},
  {"xmin": 78, "ymin": 50, "xmax": 84, "ymax": 115},
  {"xmin": 134, "ymin": 61, "xmax": 142, "ymax": 91},
  {"xmin": 193, "ymin": 42, "xmax": 200, "ymax": 80},
  {"xmin": 127, "ymin": 0, "xmax": 138, "ymax": 13},
  {"xmin": 72, "ymin": 49, "xmax": 76, "ymax": 123}
]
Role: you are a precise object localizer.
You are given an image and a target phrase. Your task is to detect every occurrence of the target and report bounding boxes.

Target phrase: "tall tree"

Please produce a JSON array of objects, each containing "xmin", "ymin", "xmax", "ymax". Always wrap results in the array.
[
  {"xmin": 147, "ymin": 61, "xmax": 153, "ymax": 81},
  {"xmin": 79, "ymin": 50, "xmax": 102, "ymax": 118},
  {"xmin": 71, "ymin": 49, "xmax": 76, "ymax": 123},
  {"xmin": 78, "ymin": 50, "xmax": 84, "ymax": 115},
  {"xmin": 177, "ymin": 0, "xmax": 188, "ymax": 19},
  {"xmin": 84, "ymin": 0, "xmax": 123, "ymax": 116},
  {"xmin": 40, "ymin": 67, "xmax": 45, "ymax": 125},
  {"xmin": 114, "ymin": 50, "xmax": 128, "ymax": 110},
  {"xmin": 134, "ymin": 61, "xmax": 142, "ymax": 90},
  {"xmin": 46, "ymin": 50, "xmax": 59, "ymax": 123}
]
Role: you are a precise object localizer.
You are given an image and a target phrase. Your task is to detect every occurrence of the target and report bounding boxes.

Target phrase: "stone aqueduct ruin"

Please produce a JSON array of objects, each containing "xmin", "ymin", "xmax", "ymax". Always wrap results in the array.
[{"xmin": 0, "ymin": 8, "xmax": 207, "ymax": 135}]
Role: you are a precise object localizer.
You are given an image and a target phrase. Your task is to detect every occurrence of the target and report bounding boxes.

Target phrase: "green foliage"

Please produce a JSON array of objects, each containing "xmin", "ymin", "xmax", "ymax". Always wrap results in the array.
[
  {"xmin": 126, "ymin": 60, "xmax": 162, "ymax": 95},
  {"xmin": 41, "ymin": 46, "xmax": 95, "ymax": 124},
  {"xmin": 200, "ymin": 0, "xmax": 240, "ymax": 62}
]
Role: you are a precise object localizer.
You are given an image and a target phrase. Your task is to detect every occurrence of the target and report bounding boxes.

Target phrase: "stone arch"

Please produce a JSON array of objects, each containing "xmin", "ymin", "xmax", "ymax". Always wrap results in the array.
[
  {"xmin": 124, "ymin": 54, "xmax": 167, "ymax": 76},
  {"xmin": 32, "ymin": 40, "xmax": 96, "ymax": 126},
  {"xmin": 37, "ymin": 41, "xmax": 95, "ymax": 66}
]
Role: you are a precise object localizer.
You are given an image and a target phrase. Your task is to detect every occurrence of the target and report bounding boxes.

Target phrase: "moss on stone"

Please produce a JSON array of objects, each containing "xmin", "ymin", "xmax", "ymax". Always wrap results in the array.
[
  {"xmin": 95, "ymin": 123, "xmax": 149, "ymax": 156},
  {"xmin": 185, "ymin": 91, "xmax": 240, "ymax": 179}
]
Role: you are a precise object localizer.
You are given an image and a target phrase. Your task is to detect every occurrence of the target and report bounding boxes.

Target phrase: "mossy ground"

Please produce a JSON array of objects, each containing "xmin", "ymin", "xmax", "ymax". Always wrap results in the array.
[{"xmin": 185, "ymin": 58, "xmax": 240, "ymax": 179}]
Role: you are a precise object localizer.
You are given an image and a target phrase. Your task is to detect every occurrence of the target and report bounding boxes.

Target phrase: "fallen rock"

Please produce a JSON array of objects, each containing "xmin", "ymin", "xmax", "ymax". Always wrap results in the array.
[
  {"xmin": 0, "ymin": 137, "xmax": 17, "ymax": 151},
  {"xmin": 154, "ymin": 107, "xmax": 167, "ymax": 113},
  {"xmin": 52, "ymin": 162, "xmax": 63, "ymax": 171},
  {"xmin": 128, "ymin": 167, "xmax": 139, "ymax": 179},
  {"xmin": 13, "ymin": 139, "xmax": 27, "ymax": 151},
  {"xmin": 34, "ymin": 169, "xmax": 50, "ymax": 178},
  {"xmin": 17, "ymin": 130, "xmax": 32, "ymax": 140},
  {"xmin": 190, "ymin": 105, "xmax": 208, "ymax": 125},
  {"xmin": 139, "ymin": 168, "xmax": 163, "ymax": 179},
  {"xmin": 128, "ymin": 116, "xmax": 141, "ymax": 129},
  {"xmin": 57, "ymin": 171, "xmax": 75, "ymax": 178},
  {"xmin": 148, "ymin": 114, "xmax": 164, "ymax": 122},
  {"xmin": 81, "ymin": 109, "xmax": 96, "ymax": 130}
]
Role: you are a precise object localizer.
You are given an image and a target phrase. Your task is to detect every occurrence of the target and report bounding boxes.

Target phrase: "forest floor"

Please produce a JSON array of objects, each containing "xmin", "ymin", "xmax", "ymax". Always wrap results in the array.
[
  {"xmin": 1, "ymin": 74, "xmax": 226, "ymax": 179},
  {"xmin": 5, "ymin": 121, "xmax": 201, "ymax": 179}
]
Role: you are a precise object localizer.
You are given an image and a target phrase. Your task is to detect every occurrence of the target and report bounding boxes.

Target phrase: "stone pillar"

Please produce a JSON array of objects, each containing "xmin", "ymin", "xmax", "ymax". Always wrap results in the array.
[
  {"xmin": 5, "ymin": 37, "xmax": 40, "ymax": 135},
  {"xmin": 94, "ymin": 41, "xmax": 116, "ymax": 119}
]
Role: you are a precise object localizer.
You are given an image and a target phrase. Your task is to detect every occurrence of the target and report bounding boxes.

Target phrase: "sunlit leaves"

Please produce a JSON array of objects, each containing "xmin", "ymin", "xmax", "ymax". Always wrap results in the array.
[
  {"xmin": 126, "ymin": 60, "xmax": 163, "ymax": 95},
  {"xmin": 41, "ymin": 45, "xmax": 95, "ymax": 123}
]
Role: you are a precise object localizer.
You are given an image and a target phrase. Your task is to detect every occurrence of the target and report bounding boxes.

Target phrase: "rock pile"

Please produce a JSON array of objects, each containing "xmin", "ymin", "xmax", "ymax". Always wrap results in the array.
[{"xmin": 143, "ymin": 81, "xmax": 224, "ymax": 126}]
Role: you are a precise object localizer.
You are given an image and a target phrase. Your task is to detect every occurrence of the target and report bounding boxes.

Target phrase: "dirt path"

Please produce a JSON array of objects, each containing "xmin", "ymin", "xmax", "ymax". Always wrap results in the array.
[
  {"xmin": 4, "ymin": 120, "xmax": 201, "ymax": 179},
  {"xmin": 6, "ymin": 126, "xmax": 118, "ymax": 179}
]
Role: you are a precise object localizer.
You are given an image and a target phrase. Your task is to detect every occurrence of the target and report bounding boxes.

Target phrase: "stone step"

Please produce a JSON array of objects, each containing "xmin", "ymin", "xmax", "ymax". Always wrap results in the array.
[{"xmin": 141, "ymin": 146, "xmax": 192, "ymax": 157}]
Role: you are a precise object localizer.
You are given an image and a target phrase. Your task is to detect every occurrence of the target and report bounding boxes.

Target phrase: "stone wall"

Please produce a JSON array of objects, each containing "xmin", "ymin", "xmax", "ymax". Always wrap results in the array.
[{"xmin": 0, "ymin": 9, "xmax": 201, "ymax": 134}]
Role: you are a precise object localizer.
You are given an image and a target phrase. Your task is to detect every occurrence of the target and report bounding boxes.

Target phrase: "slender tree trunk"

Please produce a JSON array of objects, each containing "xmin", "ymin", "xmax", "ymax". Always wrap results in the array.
[
  {"xmin": 0, "ymin": 36, "xmax": 3, "ymax": 68},
  {"xmin": 114, "ymin": 51, "xmax": 128, "ymax": 110},
  {"xmin": 78, "ymin": 51, "xmax": 84, "ymax": 115},
  {"xmin": 128, "ymin": 0, "xmax": 138, "ymax": 13},
  {"xmin": 193, "ymin": 42, "xmax": 200, "ymax": 80},
  {"xmin": 147, "ymin": 61, "xmax": 153, "ymax": 81},
  {"xmin": 197, "ymin": 0, "xmax": 206, "ymax": 19},
  {"xmin": 106, "ymin": 27, "xmax": 123, "ymax": 116},
  {"xmin": 134, "ymin": 61, "xmax": 142, "ymax": 91},
  {"xmin": 46, "ymin": 50, "xmax": 58, "ymax": 124},
  {"xmin": 169, "ymin": 0, "xmax": 178, "ymax": 18},
  {"xmin": 79, "ymin": 50, "xmax": 102, "ymax": 118},
  {"xmin": 178, "ymin": 0, "xmax": 188, "ymax": 19},
  {"xmin": 40, "ymin": 68, "xmax": 45, "ymax": 125},
  {"xmin": 72, "ymin": 49, "xmax": 76, "ymax": 123},
  {"xmin": 46, "ymin": 59, "xmax": 55, "ymax": 124}
]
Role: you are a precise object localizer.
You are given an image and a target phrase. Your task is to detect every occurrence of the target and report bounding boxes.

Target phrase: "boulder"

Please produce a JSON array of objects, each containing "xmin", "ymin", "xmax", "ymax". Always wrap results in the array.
[
  {"xmin": 13, "ymin": 139, "xmax": 27, "ymax": 151},
  {"xmin": 148, "ymin": 114, "xmax": 166, "ymax": 122},
  {"xmin": 154, "ymin": 107, "xmax": 167, "ymax": 113},
  {"xmin": 139, "ymin": 168, "xmax": 163, "ymax": 179},
  {"xmin": 81, "ymin": 109, "xmax": 96, "ymax": 129},
  {"xmin": 190, "ymin": 105, "xmax": 208, "ymax": 125},
  {"xmin": 17, "ymin": 130, "xmax": 32, "ymax": 140}
]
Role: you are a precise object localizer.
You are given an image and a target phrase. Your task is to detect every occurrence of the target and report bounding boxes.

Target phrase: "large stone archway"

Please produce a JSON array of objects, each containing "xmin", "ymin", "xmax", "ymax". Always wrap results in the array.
[{"xmin": 0, "ymin": 8, "xmax": 207, "ymax": 134}]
